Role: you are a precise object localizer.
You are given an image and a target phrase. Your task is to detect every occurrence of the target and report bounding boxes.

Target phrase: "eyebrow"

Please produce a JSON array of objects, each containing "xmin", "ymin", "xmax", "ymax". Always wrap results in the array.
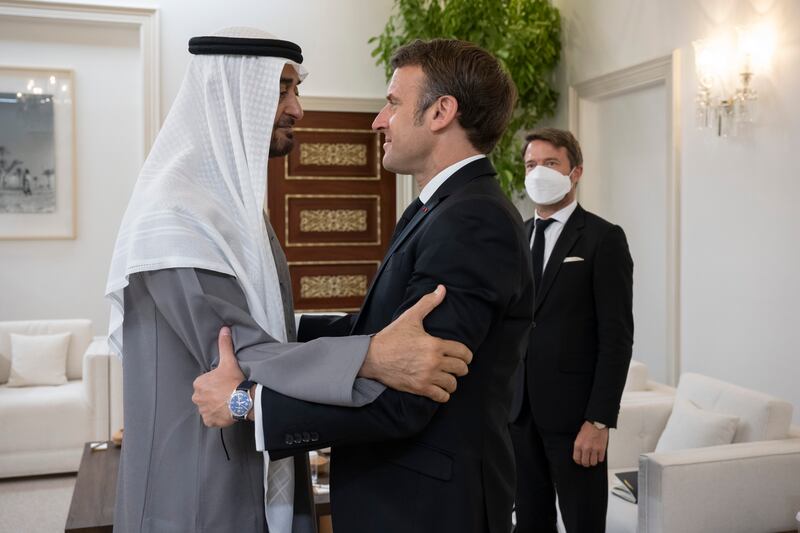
[
  {"xmin": 525, "ymin": 157, "xmax": 561, "ymax": 165},
  {"xmin": 280, "ymin": 77, "xmax": 302, "ymax": 86}
]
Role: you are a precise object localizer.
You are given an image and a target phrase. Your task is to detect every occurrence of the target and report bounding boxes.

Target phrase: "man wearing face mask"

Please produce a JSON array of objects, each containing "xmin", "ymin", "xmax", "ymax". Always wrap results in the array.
[{"xmin": 509, "ymin": 128, "xmax": 634, "ymax": 532}]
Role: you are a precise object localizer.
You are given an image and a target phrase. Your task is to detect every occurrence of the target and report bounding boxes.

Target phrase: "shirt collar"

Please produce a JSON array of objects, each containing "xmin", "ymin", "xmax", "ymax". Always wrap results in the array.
[
  {"xmin": 418, "ymin": 154, "xmax": 486, "ymax": 204},
  {"xmin": 535, "ymin": 199, "xmax": 578, "ymax": 226}
]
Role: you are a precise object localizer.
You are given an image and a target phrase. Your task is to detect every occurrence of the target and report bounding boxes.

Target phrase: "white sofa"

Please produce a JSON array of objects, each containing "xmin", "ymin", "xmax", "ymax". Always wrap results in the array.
[
  {"xmin": 607, "ymin": 372, "xmax": 800, "ymax": 533},
  {"xmin": 0, "ymin": 319, "xmax": 117, "ymax": 478},
  {"xmin": 607, "ymin": 360, "xmax": 676, "ymax": 470}
]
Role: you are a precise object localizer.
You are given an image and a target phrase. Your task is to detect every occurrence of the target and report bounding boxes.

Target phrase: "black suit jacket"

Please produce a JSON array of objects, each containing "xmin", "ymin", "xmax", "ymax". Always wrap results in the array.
[
  {"xmin": 509, "ymin": 204, "xmax": 633, "ymax": 433},
  {"xmin": 258, "ymin": 158, "xmax": 533, "ymax": 533}
]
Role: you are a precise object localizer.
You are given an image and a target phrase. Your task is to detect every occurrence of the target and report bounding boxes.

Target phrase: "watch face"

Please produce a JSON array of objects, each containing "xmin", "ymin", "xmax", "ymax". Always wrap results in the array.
[{"xmin": 229, "ymin": 390, "xmax": 252, "ymax": 418}]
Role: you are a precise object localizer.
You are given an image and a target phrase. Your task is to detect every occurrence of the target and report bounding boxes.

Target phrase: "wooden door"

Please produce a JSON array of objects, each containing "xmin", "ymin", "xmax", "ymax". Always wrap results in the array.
[{"xmin": 268, "ymin": 111, "xmax": 395, "ymax": 312}]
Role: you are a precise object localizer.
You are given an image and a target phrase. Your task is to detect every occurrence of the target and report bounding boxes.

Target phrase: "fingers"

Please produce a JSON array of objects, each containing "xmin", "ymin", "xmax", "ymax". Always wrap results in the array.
[
  {"xmin": 423, "ymin": 385, "xmax": 450, "ymax": 403},
  {"xmin": 439, "ymin": 356, "xmax": 469, "ymax": 377},
  {"xmin": 573, "ymin": 440, "xmax": 604, "ymax": 467},
  {"xmin": 431, "ymin": 371, "xmax": 458, "ymax": 394},
  {"xmin": 589, "ymin": 450, "xmax": 599, "ymax": 467},
  {"xmin": 580, "ymin": 446, "xmax": 592, "ymax": 467},
  {"xmin": 438, "ymin": 339, "xmax": 473, "ymax": 365},
  {"xmin": 402, "ymin": 285, "xmax": 446, "ymax": 324},
  {"xmin": 217, "ymin": 326, "xmax": 236, "ymax": 369}
]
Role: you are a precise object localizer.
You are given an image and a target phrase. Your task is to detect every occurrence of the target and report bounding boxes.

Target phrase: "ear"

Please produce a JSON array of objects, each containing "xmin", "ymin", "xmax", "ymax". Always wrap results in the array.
[
  {"xmin": 571, "ymin": 165, "xmax": 583, "ymax": 186},
  {"xmin": 429, "ymin": 95, "xmax": 459, "ymax": 133}
]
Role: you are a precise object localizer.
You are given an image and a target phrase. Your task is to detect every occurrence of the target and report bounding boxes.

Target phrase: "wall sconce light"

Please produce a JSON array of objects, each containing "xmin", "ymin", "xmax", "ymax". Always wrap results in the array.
[{"xmin": 693, "ymin": 24, "xmax": 775, "ymax": 137}]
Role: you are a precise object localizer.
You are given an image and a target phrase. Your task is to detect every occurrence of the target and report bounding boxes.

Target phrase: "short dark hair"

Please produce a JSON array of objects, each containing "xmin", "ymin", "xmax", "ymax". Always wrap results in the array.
[
  {"xmin": 390, "ymin": 39, "xmax": 517, "ymax": 154},
  {"xmin": 521, "ymin": 128, "xmax": 583, "ymax": 169}
]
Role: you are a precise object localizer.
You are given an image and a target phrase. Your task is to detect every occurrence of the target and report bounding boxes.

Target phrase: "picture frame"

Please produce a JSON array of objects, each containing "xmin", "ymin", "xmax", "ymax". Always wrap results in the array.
[{"xmin": 0, "ymin": 66, "xmax": 75, "ymax": 239}]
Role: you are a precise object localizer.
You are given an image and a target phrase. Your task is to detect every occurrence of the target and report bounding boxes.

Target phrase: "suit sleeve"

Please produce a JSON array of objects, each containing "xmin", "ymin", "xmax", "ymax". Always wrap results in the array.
[
  {"xmin": 584, "ymin": 225, "xmax": 634, "ymax": 427},
  {"xmin": 297, "ymin": 313, "xmax": 357, "ymax": 341},
  {"xmin": 258, "ymin": 197, "xmax": 525, "ymax": 457},
  {"xmin": 142, "ymin": 268, "xmax": 383, "ymax": 407}
]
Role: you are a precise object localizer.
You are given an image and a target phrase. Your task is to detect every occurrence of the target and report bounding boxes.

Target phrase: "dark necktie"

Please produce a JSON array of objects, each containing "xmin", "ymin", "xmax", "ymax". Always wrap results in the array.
[
  {"xmin": 532, "ymin": 217, "xmax": 557, "ymax": 293},
  {"xmin": 390, "ymin": 198, "xmax": 423, "ymax": 244}
]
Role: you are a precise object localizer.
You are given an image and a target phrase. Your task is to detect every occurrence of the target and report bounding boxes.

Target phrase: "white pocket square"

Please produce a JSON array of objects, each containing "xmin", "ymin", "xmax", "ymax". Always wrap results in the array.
[{"xmin": 563, "ymin": 256, "xmax": 584, "ymax": 263}]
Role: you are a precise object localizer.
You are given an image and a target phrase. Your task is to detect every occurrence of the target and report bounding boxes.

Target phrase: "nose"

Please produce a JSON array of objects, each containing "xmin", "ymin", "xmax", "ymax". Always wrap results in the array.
[
  {"xmin": 286, "ymin": 92, "xmax": 304, "ymax": 121},
  {"xmin": 372, "ymin": 105, "xmax": 389, "ymax": 131}
]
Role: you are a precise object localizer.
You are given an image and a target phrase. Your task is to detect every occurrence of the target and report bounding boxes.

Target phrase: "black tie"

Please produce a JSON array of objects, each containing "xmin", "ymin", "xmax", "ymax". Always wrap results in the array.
[
  {"xmin": 532, "ymin": 218, "xmax": 557, "ymax": 293},
  {"xmin": 391, "ymin": 198, "xmax": 423, "ymax": 244}
]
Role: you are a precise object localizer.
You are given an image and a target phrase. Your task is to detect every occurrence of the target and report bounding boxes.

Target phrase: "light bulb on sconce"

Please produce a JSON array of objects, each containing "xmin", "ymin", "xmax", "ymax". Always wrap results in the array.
[
  {"xmin": 693, "ymin": 23, "xmax": 775, "ymax": 137},
  {"xmin": 692, "ymin": 38, "xmax": 725, "ymax": 130}
]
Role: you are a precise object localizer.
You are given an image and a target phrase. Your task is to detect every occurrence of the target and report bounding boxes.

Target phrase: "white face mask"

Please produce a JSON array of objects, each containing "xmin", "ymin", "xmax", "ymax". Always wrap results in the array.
[{"xmin": 524, "ymin": 165, "xmax": 574, "ymax": 206}]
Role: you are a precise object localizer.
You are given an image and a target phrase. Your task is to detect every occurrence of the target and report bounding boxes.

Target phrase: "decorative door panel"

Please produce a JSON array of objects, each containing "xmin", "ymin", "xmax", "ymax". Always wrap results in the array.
[
  {"xmin": 268, "ymin": 111, "xmax": 395, "ymax": 312},
  {"xmin": 285, "ymin": 195, "xmax": 381, "ymax": 247}
]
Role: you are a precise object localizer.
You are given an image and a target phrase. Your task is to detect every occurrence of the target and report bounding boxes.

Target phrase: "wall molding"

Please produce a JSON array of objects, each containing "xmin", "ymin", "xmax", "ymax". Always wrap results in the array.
[
  {"xmin": 0, "ymin": 0, "xmax": 160, "ymax": 153},
  {"xmin": 568, "ymin": 51, "xmax": 682, "ymax": 385}
]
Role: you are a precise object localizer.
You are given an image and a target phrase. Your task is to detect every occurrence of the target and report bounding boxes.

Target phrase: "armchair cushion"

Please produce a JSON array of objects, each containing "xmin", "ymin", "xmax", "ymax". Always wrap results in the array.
[
  {"xmin": 655, "ymin": 397, "xmax": 739, "ymax": 452},
  {"xmin": 608, "ymin": 395, "xmax": 674, "ymax": 470},
  {"xmin": 0, "ymin": 319, "xmax": 92, "ymax": 383},
  {"xmin": 0, "ymin": 381, "xmax": 91, "ymax": 454},
  {"xmin": 6, "ymin": 332, "xmax": 71, "ymax": 387},
  {"xmin": 623, "ymin": 360, "xmax": 649, "ymax": 392},
  {"xmin": 677, "ymin": 373, "xmax": 793, "ymax": 442}
]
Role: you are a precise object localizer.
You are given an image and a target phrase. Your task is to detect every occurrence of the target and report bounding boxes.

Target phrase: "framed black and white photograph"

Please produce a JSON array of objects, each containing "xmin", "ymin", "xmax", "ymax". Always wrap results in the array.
[{"xmin": 0, "ymin": 67, "xmax": 75, "ymax": 239}]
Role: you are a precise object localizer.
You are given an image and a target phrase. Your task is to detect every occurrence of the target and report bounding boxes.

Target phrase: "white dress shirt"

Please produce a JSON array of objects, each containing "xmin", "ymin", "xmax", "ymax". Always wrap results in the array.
[{"xmin": 531, "ymin": 200, "xmax": 578, "ymax": 269}]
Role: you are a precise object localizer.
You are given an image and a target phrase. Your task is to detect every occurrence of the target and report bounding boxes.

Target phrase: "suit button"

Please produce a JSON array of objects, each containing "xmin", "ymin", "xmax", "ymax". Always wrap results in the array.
[
  {"xmin": 310, "ymin": 432, "xmax": 319, "ymax": 442},
  {"xmin": 302, "ymin": 432, "xmax": 311, "ymax": 443},
  {"xmin": 285, "ymin": 434, "xmax": 294, "ymax": 445},
  {"xmin": 293, "ymin": 432, "xmax": 303, "ymax": 443}
]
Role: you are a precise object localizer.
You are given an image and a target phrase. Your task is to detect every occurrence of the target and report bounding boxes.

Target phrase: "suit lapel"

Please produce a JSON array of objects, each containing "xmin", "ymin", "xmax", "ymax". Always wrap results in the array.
[
  {"xmin": 351, "ymin": 157, "xmax": 496, "ymax": 333},
  {"xmin": 356, "ymin": 196, "xmax": 443, "ymax": 317},
  {"xmin": 534, "ymin": 205, "xmax": 585, "ymax": 312},
  {"xmin": 383, "ymin": 197, "xmax": 441, "ymax": 267},
  {"xmin": 525, "ymin": 218, "xmax": 535, "ymax": 245}
]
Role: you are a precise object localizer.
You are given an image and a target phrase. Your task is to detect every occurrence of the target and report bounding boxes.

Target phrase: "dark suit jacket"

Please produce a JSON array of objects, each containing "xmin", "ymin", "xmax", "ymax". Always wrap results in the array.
[
  {"xmin": 257, "ymin": 158, "xmax": 533, "ymax": 533},
  {"xmin": 509, "ymin": 204, "xmax": 633, "ymax": 433}
]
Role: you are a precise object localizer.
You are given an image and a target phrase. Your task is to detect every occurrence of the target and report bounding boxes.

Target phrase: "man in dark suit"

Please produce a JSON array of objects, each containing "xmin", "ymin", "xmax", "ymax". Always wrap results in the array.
[
  {"xmin": 509, "ymin": 127, "xmax": 634, "ymax": 532},
  {"xmin": 193, "ymin": 39, "xmax": 532, "ymax": 533}
]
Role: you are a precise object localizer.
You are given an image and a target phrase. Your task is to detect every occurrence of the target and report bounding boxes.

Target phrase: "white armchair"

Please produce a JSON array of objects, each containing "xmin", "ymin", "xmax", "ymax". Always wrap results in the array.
[
  {"xmin": 622, "ymin": 360, "xmax": 676, "ymax": 399},
  {"xmin": 607, "ymin": 372, "xmax": 800, "ymax": 533},
  {"xmin": 608, "ymin": 360, "xmax": 677, "ymax": 470},
  {"xmin": 0, "ymin": 319, "xmax": 117, "ymax": 478}
]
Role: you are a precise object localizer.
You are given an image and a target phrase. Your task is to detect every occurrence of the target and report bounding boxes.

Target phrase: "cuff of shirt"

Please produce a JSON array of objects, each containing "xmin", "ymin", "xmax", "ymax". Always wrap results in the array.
[{"xmin": 255, "ymin": 384, "xmax": 265, "ymax": 452}]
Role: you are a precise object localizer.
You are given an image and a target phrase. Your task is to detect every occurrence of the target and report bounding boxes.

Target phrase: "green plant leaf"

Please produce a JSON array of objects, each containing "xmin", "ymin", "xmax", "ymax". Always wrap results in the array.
[{"xmin": 368, "ymin": 0, "xmax": 561, "ymax": 198}]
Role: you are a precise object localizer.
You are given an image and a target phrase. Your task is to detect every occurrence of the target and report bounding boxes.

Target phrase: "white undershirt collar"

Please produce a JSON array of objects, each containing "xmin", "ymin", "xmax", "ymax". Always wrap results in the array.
[
  {"xmin": 534, "ymin": 199, "xmax": 578, "ymax": 226},
  {"xmin": 418, "ymin": 154, "xmax": 486, "ymax": 204}
]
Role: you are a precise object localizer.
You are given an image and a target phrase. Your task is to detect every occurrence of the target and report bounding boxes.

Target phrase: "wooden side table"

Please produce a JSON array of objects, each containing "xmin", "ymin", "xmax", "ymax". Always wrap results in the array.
[{"xmin": 65, "ymin": 442, "xmax": 118, "ymax": 532}]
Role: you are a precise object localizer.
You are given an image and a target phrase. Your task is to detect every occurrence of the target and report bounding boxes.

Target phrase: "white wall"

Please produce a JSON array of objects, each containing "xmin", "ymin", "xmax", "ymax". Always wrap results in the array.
[
  {"xmin": 553, "ymin": 0, "xmax": 800, "ymax": 421},
  {"xmin": 0, "ymin": 17, "xmax": 143, "ymax": 331},
  {"xmin": 0, "ymin": 0, "xmax": 394, "ymax": 333},
  {"xmin": 95, "ymin": 0, "xmax": 395, "ymax": 118}
]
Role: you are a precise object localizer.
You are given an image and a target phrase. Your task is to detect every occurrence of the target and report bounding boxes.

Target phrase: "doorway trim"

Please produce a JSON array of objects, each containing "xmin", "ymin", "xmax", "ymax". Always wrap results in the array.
[{"xmin": 568, "ymin": 51, "xmax": 682, "ymax": 385}]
